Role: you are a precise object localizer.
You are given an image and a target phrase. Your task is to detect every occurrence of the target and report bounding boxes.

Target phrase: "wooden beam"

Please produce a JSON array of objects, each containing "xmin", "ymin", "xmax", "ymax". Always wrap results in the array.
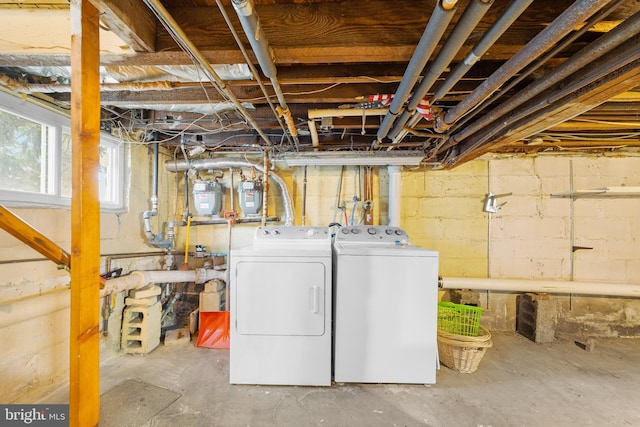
[
  {"xmin": 90, "ymin": 0, "xmax": 157, "ymax": 52},
  {"xmin": 0, "ymin": 205, "xmax": 71, "ymax": 268},
  {"xmin": 69, "ymin": 0, "xmax": 101, "ymax": 425},
  {"xmin": 52, "ymin": 82, "xmax": 401, "ymax": 105},
  {"xmin": 157, "ymin": 0, "xmax": 567, "ymax": 60}
]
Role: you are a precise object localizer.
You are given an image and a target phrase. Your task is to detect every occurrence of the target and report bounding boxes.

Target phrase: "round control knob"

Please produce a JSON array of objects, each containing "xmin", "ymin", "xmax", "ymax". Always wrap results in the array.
[
  {"xmin": 367, "ymin": 227, "xmax": 378, "ymax": 235},
  {"xmin": 261, "ymin": 229, "xmax": 270, "ymax": 236},
  {"xmin": 306, "ymin": 228, "xmax": 317, "ymax": 237},
  {"xmin": 341, "ymin": 228, "xmax": 350, "ymax": 234},
  {"xmin": 385, "ymin": 228, "xmax": 394, "ymax": 235},
  {"xmin": 272, "ymin": 229, "xmax": 280, "ymax": 235},
  {"xmin": 395, "ymin": 229, "xmax": 404, "ymax": 236},
  {"xmin": 351, "ymin": 228, "xmax": 360, "ymax": 234}
]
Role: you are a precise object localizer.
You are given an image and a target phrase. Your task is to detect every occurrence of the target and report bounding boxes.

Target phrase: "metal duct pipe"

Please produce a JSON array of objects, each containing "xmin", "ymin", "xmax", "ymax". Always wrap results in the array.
[
  {"xmin": 262, "ymin": 148, "xmax": 270, "ymax": 226},
  {"xmin": 435, "ymin": 0, "xmax": 614, "ymax": 133},
  {"xmin": 441, "ymin": 31, "xmax": 640, "ymax": 161},
  {"xmin": 438, "ymin": 8, "xmax": 640, "ymax": 151},
  {"xmin": 440, "ymin": 277, "xmax": 640, "ymax": 298},
  {"xmin": 388, "ymin": 0, "xmax": 494, "ymax": 142},
  {"xmin": 164, "ymin": 158, "xmax": 295, "ymax": 226},
  {"xmin": 433, "ymin": 0, "xmax": 534, "ymax": 101},
  {"xmin": 214, "ymin": 0, "xmax": 293, "ymax": 150},
  {"xmin": 100, "ymin": 268, "xmax": 227, "ymax": 297},
  {"xmin": 231, "ymin": 0, "xmax": 300, "ymax": 149},
  {"xmin": 449, "ymin": 0, "xmax": 625, "ymax": 133},
  {"xmin": 231, "ymin": 0, "xmax": 276, "ymax": 79},
  {"xmin": 142, "ymin": 0, "xmax": 272, "ymax": 147},
  {"xmin": 142, "ymin": 141, "xmax": 173, "ymax": 249},
  {"xmin": 387, "ymin": 166, "xmax": 402, "ymax": 227},
  {"xmin": 376, "ymin": 0, "xmax": 458, "ymax": 142}
]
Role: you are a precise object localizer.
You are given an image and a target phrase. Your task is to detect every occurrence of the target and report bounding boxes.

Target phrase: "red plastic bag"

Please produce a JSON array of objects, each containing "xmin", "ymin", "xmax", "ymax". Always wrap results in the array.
[{"xmin": 196, "ymin": 311, "xmax": 230, "ymax": 349}]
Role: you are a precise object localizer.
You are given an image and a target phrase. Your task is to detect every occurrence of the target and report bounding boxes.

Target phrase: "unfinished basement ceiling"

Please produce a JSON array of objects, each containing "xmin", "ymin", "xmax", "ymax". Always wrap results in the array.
[{"xmin": 1, "ymin": 0, "xmax": 640, "ymax": 167}]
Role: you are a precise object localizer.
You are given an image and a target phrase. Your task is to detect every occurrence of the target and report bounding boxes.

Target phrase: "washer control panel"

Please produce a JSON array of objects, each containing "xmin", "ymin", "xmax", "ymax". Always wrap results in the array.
[{"xmin": 334, "ymin": 225, "xmax": 409, "ymax": 244}]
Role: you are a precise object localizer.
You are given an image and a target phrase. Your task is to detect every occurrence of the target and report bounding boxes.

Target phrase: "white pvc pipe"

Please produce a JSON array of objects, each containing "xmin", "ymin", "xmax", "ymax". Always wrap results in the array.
[
  {"xmin": 387, "ymin": 165, "xmax": 402, "ymax": 227},
  {"xmin": 100, "ymin": 268, "xmax": 226, "ymax": 296},
  {"xmin": 441, "ymin": 277, "xmax": 640, "ymax": 298}
]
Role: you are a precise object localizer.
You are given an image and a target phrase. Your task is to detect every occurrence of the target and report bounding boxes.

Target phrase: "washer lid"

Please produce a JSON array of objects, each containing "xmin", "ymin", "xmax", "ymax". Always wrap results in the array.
[{"xmin": 333, "ymin": 242, "xmax": 438, "ymax": 257}]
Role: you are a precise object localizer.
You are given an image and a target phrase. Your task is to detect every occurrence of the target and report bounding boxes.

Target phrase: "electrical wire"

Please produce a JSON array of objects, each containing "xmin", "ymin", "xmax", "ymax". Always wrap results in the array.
[{"xmin": 240, "ymin": 83, "xmax": 344, "ymax": 103}]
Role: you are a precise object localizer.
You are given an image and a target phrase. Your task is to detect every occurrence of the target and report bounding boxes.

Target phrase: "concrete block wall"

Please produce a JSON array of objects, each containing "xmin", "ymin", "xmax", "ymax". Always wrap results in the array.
[
  {"xmin": 1, "ymin": 146, "xmax": 639, "ymax": 404},
  {"xmin": 401, "ymin": 160, "xmax": 489, "ymax": 278},
  {"xmin": 399, "ymin": 154, "xmax": 640, "ymax": 335}
]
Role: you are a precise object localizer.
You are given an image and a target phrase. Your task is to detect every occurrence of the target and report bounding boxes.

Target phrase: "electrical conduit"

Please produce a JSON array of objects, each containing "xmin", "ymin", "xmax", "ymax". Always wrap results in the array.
[
  {"xmin": 435, "ymin": 0, "xmax": 615, "ymax": 133},
  {"xmin": 376, "ymin": 0, "xmax": 458, "ymax": 142},
  {"xmin": 387, "ymin": 0, "xmax": 494, "ymax": 143},
  {"xmin": 231, "ymin": 0, "xmax": 300, "ymax": 150},
  {"xmin": 437, "ymin": 8, "xmax": 640, "ymax": 152}
]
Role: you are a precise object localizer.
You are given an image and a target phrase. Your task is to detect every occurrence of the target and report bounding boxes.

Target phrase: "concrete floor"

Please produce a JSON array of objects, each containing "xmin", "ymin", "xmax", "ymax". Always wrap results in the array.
[{"xmin": 44, "ymin": 332, "xmax": 640, "ymax": 427}]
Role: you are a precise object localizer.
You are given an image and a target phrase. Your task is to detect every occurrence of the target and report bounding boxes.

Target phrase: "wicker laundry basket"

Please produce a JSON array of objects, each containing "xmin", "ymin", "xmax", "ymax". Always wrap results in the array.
[{"xmin": 437, "ymin": 325, "xmax": 493, "ymax": 373}]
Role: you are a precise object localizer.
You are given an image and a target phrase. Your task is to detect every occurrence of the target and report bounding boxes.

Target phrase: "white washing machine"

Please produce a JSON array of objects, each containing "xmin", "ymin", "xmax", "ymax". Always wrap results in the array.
[
  {"xmin": 230, "ymin": 226, "xmax": 332, "ymax": 386},
  {"xmin": 332, "ymin": 225, "xmax": 439, "ymax": 384}
]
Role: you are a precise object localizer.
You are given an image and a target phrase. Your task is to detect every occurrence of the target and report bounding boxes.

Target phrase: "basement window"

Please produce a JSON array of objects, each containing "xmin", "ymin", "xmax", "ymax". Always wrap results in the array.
[{"xmin": 0, "ymin": 90, "xmax": 128, "ymax": 212}]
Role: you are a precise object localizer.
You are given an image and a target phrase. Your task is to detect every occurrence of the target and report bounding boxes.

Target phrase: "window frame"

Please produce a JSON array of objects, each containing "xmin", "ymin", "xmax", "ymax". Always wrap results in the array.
[{"xmin": 0, "ymin": 90, "xmax": 128, "ymax": 213}]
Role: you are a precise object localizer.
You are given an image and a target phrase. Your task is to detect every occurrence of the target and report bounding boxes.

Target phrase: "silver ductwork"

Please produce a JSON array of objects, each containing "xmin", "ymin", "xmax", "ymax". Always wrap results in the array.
[
  {"xmin": 143, "ymin": 141, "xmax": 173, "ymax": 249},
  {"xmin": 164, "ymin": 158, "xmax": 295, "ymax": 226}
]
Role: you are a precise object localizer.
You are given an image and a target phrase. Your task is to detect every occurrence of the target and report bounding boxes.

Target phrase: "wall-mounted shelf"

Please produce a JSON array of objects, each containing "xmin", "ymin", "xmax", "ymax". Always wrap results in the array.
[{"xmin": 551, "ymin": 186, "xmax": 640, "ymax": 198}]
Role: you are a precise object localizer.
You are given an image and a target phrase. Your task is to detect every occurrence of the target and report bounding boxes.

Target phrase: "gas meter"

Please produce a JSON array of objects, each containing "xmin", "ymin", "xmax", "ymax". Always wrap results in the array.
[
  {"xmin": 192, "ymin": 180, "xmax": 223, "ymax": 216},
  {"xmin": 238, "ymin": 179, "xmax": 263, "ymax": 216}
]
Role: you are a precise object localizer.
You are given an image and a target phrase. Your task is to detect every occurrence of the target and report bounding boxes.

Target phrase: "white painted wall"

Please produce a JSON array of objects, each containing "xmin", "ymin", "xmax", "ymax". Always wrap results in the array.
[{"xmin": 0, "ymin": 144, "xmax": 174, "ymax": 403}]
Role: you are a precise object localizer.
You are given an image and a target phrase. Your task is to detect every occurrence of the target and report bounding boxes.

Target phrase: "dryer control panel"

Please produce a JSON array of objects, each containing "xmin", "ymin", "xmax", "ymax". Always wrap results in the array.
[
  {"xmin": 334, "ymin": 225, "xmax": 409, "ymax": 244},
  {"xmin": 254, "ymin": 226, "xmax": 331, "ymax": 245}
]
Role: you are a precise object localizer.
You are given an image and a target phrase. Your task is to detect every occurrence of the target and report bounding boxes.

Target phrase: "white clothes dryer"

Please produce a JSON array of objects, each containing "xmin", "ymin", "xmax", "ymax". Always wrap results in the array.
[{"xmin": 230, "ymin": 226, "xmax": 332, "ymax": 386}]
